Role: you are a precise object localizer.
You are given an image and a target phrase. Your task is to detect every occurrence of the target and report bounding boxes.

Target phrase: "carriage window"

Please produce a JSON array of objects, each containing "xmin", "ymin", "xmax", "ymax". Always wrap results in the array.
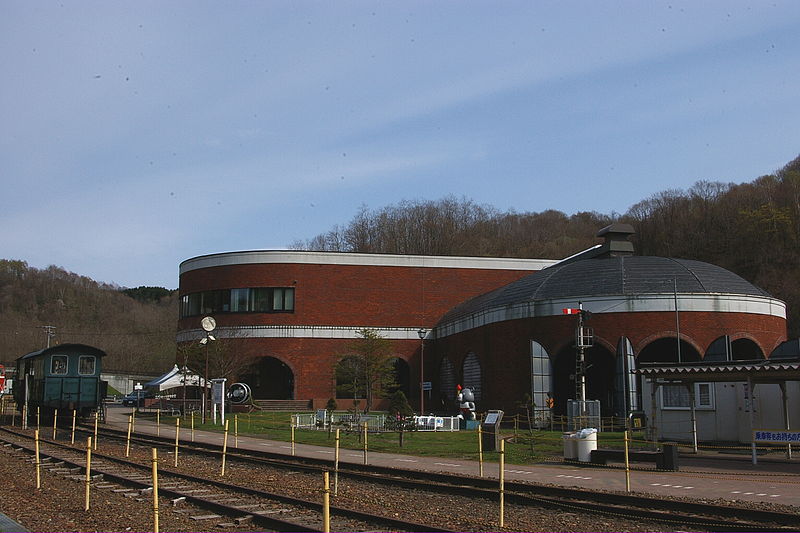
[
  {"xmin": 78, "ymin": 356, "xmax": 96, "ymax": 376},
  {"xmin": 51, "ymin": 355, "xmax": 68, "ymax": 375}
]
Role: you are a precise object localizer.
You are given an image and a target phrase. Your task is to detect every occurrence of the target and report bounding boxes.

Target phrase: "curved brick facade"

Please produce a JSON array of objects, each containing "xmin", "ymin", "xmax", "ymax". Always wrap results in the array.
[
  {"xmin": 430, "ymin": 308, "xmax": 787, "ymax": 414},
  {"xmin": 177, "ymin": 251, "xmax": 554, "ymax": 408},
  {"xmin": 177, "ymin": 249, "xmax": 788, "ymax": 415}
]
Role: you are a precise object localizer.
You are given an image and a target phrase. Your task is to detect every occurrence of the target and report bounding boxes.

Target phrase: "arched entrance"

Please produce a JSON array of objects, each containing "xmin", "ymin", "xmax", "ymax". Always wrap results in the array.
[
  {"xmin": 638, "ymin": 338, "xmax": 700, "ymax": 364},
  {"xmin": 437, "ymin": 357, "xmax": 457, "ymax": 412},
  {"xmin": 462, "ymin": 352, "xmax": 482, "ymax": 402},
  {"xmin": 731, "ymin": 338, "xmax": 764, "ymax": 360},
  {"xmin": 553, "ymin": 343, "xmax": 616, "ymax": 415},
  {"xmin": 240, "ymin": 357, "xmax": 294, "ymax": 400}
]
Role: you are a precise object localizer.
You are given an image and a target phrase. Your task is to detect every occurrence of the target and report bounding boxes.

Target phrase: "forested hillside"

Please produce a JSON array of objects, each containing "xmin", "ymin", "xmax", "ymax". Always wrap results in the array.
[
  {"xmin": 0, "ymin": 260, "xmax": 177, "ymax": 372},
  {"xmin": 3, "ymin": 155, "xmax": 799, "ymax": 372},
  {"xmin": 298, "ymin": 155, "xmax": 800, "ymax": 337},
  {"xmin": 627, "ymin": 156, "xmax": 800, "ymax": 337}
]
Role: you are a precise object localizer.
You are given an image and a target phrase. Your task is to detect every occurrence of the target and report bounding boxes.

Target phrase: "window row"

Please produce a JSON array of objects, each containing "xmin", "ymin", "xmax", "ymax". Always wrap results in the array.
[
  {"xmin": 180, "ymin": 287, "xmax": 295, "ymax": 317},
  {"xmin": 50, "ymin": 355, "xmax": 96, "ymax": 376},
  {"xmin": 661, "ymin": 382, "xmax": 715, "ymax": 409}
]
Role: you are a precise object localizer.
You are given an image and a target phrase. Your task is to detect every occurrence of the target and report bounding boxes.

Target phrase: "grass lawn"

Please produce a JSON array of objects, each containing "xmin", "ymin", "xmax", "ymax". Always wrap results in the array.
[{"xmin": 145, "ymin": 410, "xmax": 649, "ymax": 466}]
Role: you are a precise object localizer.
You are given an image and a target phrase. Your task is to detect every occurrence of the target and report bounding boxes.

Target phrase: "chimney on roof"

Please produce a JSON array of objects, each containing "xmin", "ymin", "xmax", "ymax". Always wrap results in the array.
[
  {"xmin": 547, "ymin": 223, "xmax": 636, "ymax": 268},
  {"xmin": 596, "ymin": 223, "xmax": 635, "ymax": 257}
]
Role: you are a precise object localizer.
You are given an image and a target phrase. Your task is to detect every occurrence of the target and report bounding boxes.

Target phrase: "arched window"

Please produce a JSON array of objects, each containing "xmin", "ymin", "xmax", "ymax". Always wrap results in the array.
[
  {"xmin": 438, "ymin": 357, "xmax": 457, "ymax": 405},
  {"xmin": 462, "ymin": 352, "xmax": 482, "ymax": 402},
  {"xmin": 530, "ymin": 341, "xmax": 551, "ymax": 411}
]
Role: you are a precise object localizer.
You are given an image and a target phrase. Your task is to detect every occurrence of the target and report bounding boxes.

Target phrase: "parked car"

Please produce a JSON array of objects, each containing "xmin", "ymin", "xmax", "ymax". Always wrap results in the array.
[{"xmin": 121, "ymin": 391, "xmax": 154, "ymax": 407}]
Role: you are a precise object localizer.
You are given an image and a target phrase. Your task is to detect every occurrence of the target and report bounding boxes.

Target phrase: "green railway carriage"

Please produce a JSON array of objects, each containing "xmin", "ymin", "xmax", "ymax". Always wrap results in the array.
[{"xmin": 13, "ymin": 343, "xmax": 108, "ymax": 418}]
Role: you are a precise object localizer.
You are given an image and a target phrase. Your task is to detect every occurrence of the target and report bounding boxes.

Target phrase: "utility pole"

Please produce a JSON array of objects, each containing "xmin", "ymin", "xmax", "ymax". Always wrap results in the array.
[{"xmin": 41, "ymin": 325, "xmax": 56, "ymax": 348}]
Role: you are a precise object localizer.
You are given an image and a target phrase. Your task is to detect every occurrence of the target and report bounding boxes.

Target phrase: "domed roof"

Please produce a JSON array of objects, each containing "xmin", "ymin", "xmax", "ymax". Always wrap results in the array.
[{"xmin": 439, "ymin": 256, "xmax": 770, "ymax": 325}]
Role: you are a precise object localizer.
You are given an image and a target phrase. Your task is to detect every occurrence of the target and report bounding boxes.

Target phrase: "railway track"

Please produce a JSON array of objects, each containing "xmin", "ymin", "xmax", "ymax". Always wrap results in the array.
[
  {"xmin": 0, "ymin": 427, "xmax": 453, "ymax": 532},
  {"xmin": 58, "ymin": 424, "xmax": 800, "ymax": 532}
]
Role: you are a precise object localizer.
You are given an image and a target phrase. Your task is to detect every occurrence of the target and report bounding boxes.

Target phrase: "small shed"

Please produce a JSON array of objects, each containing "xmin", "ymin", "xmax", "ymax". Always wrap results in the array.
[{"xmin": 638, "ymin": 355, "xmax": 800, "ymax": 462}]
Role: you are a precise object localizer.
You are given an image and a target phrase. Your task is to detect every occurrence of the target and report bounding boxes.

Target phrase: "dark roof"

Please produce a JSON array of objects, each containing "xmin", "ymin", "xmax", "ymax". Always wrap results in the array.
[
  {"xmin": 637, "ymin": 359, "xmax": 800, "ymax": 382},
  {"xmin": 17, "ymin": 343, "xmax": 107, "ymax": 361},
  {"xmin": 439, "ymin": 256, "xmax": 770, "ymax": 325}
]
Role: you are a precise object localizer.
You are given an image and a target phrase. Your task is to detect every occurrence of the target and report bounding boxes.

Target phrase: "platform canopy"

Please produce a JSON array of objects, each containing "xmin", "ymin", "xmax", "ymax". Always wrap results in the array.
[
  {"xmin": 144, "ymin": 364, "xmax": 207, "ymax": 391},
  {"xmin": 637, "ymin": 353, "xmax": 800, "ymax": 464},
  {"xmin": 637, "ymin": 358, "xmax": 800, "ymax": 384}
]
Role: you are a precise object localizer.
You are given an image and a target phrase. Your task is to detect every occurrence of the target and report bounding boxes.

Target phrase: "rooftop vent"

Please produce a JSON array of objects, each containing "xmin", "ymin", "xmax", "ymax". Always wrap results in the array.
[
  {"xmin": 548, "ymin": 223, "xmax": 635, "ymax": 268},
  {"xmin": 596, "ymin": 223, "xmax": 635, "ymax": 257}
]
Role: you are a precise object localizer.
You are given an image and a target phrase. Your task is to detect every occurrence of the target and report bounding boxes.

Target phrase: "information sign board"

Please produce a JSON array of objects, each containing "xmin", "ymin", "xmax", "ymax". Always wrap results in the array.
[{"xmin": 753, "ymin": 430, "xmax": 800, "ymax": 443}]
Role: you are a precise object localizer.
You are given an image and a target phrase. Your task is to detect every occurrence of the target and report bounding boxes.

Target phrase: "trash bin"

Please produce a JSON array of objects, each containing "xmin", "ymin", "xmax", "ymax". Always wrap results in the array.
[
  {"xmin": 575, "ymin": 428, "xmax": 598, "ymax": 462},
  {"xmin": 562, "ymin": 432, "xmax": 578, "ymax": 460}
]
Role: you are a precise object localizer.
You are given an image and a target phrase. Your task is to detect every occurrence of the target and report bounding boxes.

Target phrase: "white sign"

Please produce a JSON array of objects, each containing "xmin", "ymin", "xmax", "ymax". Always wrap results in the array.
[
  {"xmin": 134, "ymin": 382, "xmax": 143, "ymax": 390},
  {"xmin": 753, "ymin": 430, "xmax": 800, "ymax": 443},
  {"xmin": 422, "ymin": 381, "xmax": 432, "ymax": 391}
]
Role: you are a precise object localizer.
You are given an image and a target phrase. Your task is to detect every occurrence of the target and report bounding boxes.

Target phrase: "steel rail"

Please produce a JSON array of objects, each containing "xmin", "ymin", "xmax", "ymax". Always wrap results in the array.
[
  {"xmin": 72, "ymin": 424, "xmax": 800, "ymax": 532},
  {"xmin": 0, "ymin": 428, "xmax": 455, "ymax": 533}
]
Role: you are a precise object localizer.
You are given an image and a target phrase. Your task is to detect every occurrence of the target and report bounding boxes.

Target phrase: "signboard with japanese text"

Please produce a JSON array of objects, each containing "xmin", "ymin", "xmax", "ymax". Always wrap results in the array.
[{"xmin": 753, "ymin": 430, "xmax": 800, "ymax": 443}]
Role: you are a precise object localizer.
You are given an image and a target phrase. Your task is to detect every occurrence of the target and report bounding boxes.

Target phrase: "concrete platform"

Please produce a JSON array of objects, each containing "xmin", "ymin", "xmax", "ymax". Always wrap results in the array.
[{"xmin": 105, "ymin": 406, "xmax": 800, "ymax": 507}]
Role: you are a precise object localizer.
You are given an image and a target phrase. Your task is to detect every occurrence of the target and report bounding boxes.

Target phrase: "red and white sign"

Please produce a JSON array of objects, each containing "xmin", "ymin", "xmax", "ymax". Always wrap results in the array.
[{"xmin": 562, "ymin": 308, "xmax": 581, "ymax": 315}]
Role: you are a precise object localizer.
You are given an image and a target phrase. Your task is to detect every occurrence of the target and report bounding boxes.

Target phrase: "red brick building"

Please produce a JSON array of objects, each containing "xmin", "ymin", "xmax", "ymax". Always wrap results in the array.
[
  {"xmin": 177, "ymin": 251, "xmax": 556, "ymax": 409},
  {"xmin": 178, "ymin": 226, "xmax": 789, "ymax": 422},
  {"xmin": 429, "ymin": 225, "xmax": 788, "ymax": 422}
]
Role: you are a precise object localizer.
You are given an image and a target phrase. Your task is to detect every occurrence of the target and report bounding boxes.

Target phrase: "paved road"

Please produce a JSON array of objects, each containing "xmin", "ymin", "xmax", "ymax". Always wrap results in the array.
[{"xmin": 105, "ymin": 406, "xmax": 800, "ymax": 507}]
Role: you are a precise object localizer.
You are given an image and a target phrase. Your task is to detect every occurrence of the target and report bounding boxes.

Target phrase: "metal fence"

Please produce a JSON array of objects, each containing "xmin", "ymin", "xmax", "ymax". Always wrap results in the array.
[{"xmin": 290, "ymin": 412, "xmax": 461, "ymax": 432}]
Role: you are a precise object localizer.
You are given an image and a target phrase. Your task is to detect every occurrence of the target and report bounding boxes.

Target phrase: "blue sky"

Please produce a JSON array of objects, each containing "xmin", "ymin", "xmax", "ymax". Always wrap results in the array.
[{"xmin": 2, "ymin": 1, "xmax": 799, "ymax": 288}]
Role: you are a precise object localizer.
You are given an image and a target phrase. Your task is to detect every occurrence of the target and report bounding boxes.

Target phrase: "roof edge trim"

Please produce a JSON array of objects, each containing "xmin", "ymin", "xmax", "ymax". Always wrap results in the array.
[{"xmin": 180, "ymin": 250, "xmax": 558, "ymax": 274}]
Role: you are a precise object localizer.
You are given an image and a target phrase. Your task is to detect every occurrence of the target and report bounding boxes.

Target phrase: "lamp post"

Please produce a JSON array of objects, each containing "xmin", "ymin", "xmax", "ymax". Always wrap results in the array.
[
  {"xmin": 418, "ymin": 328, "xmax": 427, "ymax": 415},
  {"xmin": 200, "ymin": 316, "xmax": 217, "ymax": 424}
]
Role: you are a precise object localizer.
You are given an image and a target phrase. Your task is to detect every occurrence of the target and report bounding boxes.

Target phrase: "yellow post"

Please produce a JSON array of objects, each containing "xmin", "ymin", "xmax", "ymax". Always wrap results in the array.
[
  {"xmin": 499, "ymin": 439, "xmax": 505, "ymax": 528},
  {"xmin": 22, "ymin": 404, "xmax": 27, "ymax": 430},
  {"xmin": 191, "ymin": 411, "xmax": 195, "ymax": 442},
  {"xmin": 234, "ymin": 414, "xmax": 239, "ymax": 449},
  {"xmin": 53, "ymin": 408, "xmax": 58, "ymax": 440},
  {"xmin": 478, "ymin": 425, "xmax": 484, "ymax": 477},
  {"xmin": 221, "ymin": 419, "xmax": 230, "ymax": 476},
  {"xmin": 151, "ymin": 448, "xmax": 160, "ymax": 533},
  {"xmin": 93, "ymin": 409, "xmax": 99, "ymax": 451},
  {"xmin": 174, "ymin": 418, "xmax": 180, "ymax": 468},
  {"xmin": 131, "ymin": 409, "xmax": 136, "ymax": 433},
  {"xmin": 291, "ymin": 421, "xmax": 296, "ymax": 456},
  {"xmin": 322, "ymin": 471, "xmax": 331, "ymax": 533},
  {"xmin": 624, "ymin": 430, "xmax": 631, "ymax": 493},
  {"xmin": 362, "ymin": 421, "xmax": 368, "ymax": 465},
  {"xmin": 84, "ymin": 437, "xmax": 92, "ymax": 511},
  {"xmin": 334, "ymin": 429, "xmax": 340, "ymax": 497},
  {"xmin": 34, "ymin": 429, "xmax": 41, "ymax": 489},
  {"xmin": 71, "ymin": 409, "xmax": 77, "ymax": 445},
  {"xmin": 156, "ymin": 409, "xmax": 160, "ymax": 437},
  {"xmin": 125, "ymin": 415, "xmax": 133, "ymax": 457}
]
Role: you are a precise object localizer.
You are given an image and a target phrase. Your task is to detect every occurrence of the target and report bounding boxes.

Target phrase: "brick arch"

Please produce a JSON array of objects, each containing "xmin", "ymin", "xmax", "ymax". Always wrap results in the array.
[
  {"xmin": 636, "ymin": 331, "xmax": 703, "ymax": 358},
  {"xmin": 727, "ymin": 332, "xmax": 769, "ymax": 359},
  {"xmin": 729, "ymin": 337, "xmax": 765, "ymax": 360},
  {"xmin": 240, "ymin": 355, "xmax": 295, "ymax": 400},
  {"xmin": 590, "ymin": 335, "xmax": 617, "ymax": 355},
  {"xmin": 637, "ymin": 335, "xmax": 703, "ymax": 364}
]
